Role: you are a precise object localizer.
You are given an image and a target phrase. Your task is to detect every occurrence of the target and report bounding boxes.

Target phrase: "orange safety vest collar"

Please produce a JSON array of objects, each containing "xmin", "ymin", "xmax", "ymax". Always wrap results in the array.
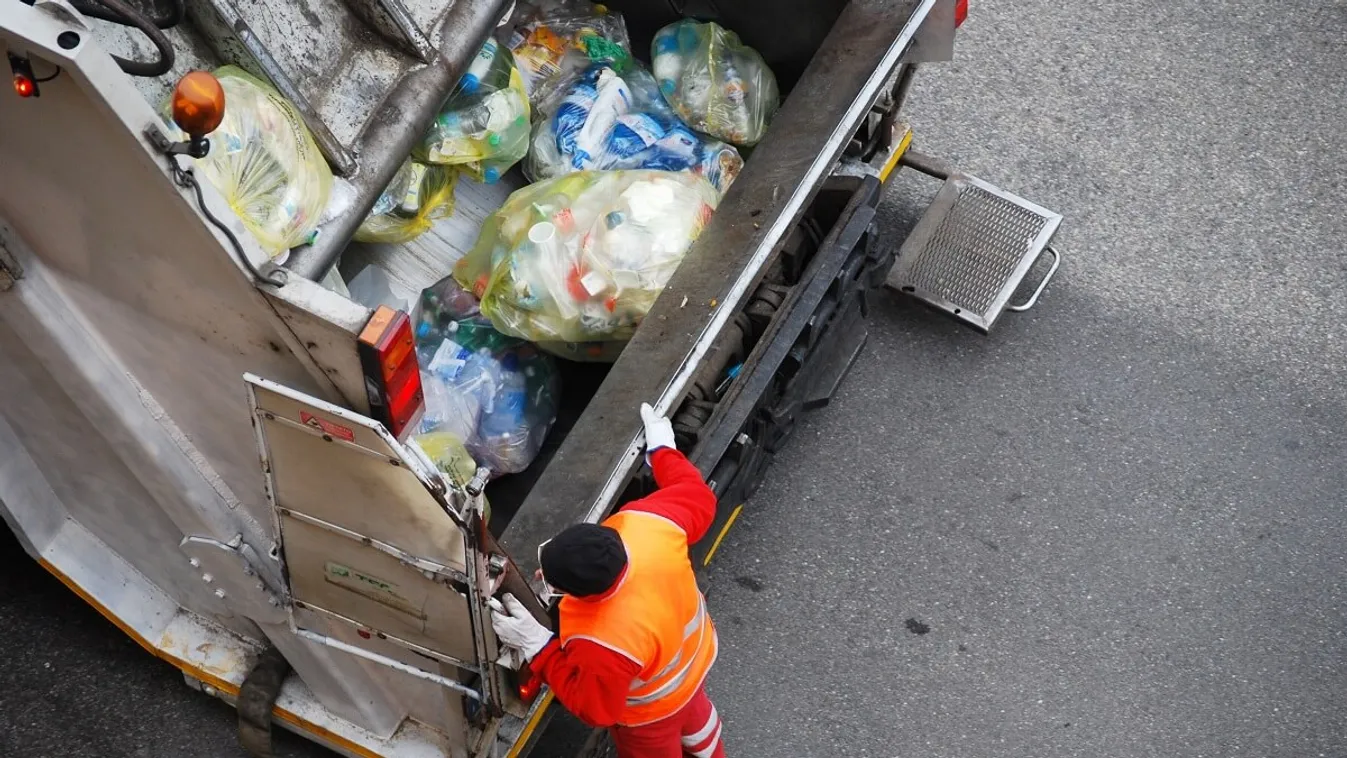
[{"xmin": 558, "ymin": 511, "xmax": 718, "ymax": 726}]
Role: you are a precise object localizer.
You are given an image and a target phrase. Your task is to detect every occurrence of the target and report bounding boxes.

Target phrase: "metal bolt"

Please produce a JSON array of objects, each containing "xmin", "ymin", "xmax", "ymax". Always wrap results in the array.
[
  {"xmin": 214, "ymin": 589, "xmax": 227, "ymax": 599},
  {"xmin": 188, "ymin": 557, "xmax": 201, "ymax": 568},
  {"xmin": 203, "ymin": 685, "xmax": 217, "ymax": 697},
  {"xmin": 201, "ymin": 573, "xmax": 214, "ymax": 584},
  {"xmin": 255, "ymin": 581, "xmax": 265, "ymax": 591},
  {"xmin": 268, "ymin": 597, "xmax": 281, "ymax": 607}
]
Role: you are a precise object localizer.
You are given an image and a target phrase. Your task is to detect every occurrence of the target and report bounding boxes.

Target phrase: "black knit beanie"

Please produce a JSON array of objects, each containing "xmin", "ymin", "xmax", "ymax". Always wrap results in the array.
[{"xmin": 539, "ymin": 524, "xmax": 628, "ymax": 597}]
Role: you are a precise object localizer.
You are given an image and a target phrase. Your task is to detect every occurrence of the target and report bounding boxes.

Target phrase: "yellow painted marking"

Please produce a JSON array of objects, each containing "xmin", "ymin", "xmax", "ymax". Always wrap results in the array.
[
  {"xmin": 38, "ymin": 559, "xmax": 383, "ymax": 758},
  {"xmin": 702, "ymin": 504, "xmax": 745, "ymax": 566},
  {"xmin": 505, "ymin": 690, "xmax": 556, "ymax": 758},
  {"xmin": 878, "ymin": 127, "xmax": 915, "ymax": 183}
]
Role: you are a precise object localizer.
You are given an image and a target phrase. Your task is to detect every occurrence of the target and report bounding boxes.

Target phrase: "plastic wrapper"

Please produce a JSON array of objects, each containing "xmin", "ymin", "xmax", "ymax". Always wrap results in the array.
[
  {"xmin": 414, "ymin": 277, "xmax": 562, "ymax": 475},
  {"xmin": 410, "ymin": 431, "xmax": 490, "ymax": 520},
  {"xmin": 174, "ymin": 66, "xmax": 333, "ymax": 255},
  {"xmin": 526, "ymin": 64, "xmax": 742, "ymax": 194},
  {"xmin": 652, "ymin": 20, "xmax": 780, "ymax": 147},
  {"xmin": 454, "ymin": 170, "xmax": 719, "ymax": 352},
  {"xmin": 508, "ymin": 3, "xmax": 633, "ymax": 107},
  {"xmin": 416, "ymin": 40, "xmax": 531, "ymax": 183},
  {"xmin": 355, "ymin": 161, "xmax": 458, "ymax": 244}
]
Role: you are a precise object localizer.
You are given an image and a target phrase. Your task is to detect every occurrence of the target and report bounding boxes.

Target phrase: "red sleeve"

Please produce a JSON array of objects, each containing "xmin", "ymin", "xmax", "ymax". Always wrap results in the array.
[
  {"xmin": 621, "ymin": 448, "xmax": 718, "ymax": 543},
  {"xmin": 531, "ymin": 638, "xmax": 641, "ymax": 728}
]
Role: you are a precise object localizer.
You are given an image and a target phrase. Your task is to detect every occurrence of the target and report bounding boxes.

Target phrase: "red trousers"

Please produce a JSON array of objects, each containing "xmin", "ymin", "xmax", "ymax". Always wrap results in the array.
[{"xmin": 610, "ymin": 686, "xmax": 726, "ymax": 758}]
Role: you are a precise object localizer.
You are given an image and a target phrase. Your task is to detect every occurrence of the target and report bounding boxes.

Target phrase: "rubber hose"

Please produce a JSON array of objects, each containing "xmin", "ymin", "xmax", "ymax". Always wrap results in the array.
[
  {"xmin": 70, "ymin": 0, "xmax": 184, "ymax": 29},
  {"xmin": 75, "ymin": 0, "xmax": 176, "ymax": 77}
]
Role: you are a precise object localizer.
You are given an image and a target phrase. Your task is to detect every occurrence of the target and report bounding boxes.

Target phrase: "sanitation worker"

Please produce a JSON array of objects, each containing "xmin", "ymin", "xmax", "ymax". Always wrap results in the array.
[{"xmin": 490, "ymin": 403, "xmax": 725, "ymax": 758}]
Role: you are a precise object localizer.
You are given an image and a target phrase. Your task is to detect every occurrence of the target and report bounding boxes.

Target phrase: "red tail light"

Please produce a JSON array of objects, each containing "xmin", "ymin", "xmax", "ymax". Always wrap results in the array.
[
  {"xmin": 955, "ymin": 0, "xmax": 969, "ymax": 27},
  {"xmin": 518, "ymin": 667, "xmax": 543, "ymax": 703},
  {"xmin": 357, "ymin": 306, "xmax": 424, "ymax": 440}
]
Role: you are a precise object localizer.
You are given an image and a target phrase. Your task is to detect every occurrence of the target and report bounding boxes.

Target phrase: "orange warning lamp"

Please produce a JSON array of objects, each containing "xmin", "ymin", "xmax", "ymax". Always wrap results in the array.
[{"xmin": 171, "ymin": 70, "xmax": 225, "ymax": 139}]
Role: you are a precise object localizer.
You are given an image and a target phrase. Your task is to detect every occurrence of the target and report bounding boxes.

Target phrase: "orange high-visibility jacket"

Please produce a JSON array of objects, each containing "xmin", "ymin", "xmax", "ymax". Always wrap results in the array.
[{"xmin": 558, "ymin": 510, "xmax": 718, "ymax": 726}]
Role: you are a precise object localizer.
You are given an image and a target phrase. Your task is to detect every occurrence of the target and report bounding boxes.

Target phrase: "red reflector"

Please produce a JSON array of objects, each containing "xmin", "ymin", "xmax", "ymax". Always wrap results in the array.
[
  {"xmin": 13, "ymin": 75, "xmax": 34, "ymax": 98},
  {"xmin": 357, "ymin": 306, "xmax": 424, "ymax": 441},
  {"xmin": 519, "ymin": 668, "xmax": 543, "ymax": 703},
  {"xmin": 955, "ymin": 0, "xmax": 968, "ymax": 27}
]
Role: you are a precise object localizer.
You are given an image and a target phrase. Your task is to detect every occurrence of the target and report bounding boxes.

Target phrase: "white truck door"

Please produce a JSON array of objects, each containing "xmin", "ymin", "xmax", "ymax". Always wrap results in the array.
[{"xmin": 244, "ymin": 374, "xmax": 549, "ymax": 737}]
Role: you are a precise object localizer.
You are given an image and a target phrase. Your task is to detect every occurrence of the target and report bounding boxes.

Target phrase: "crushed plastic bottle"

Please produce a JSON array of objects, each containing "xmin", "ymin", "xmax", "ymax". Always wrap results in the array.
[
  {"xmin": 417, "ymin": 40, "xmax": 532, "ymax": 183},
  {"xmin": 651, "ymin": 20, "xmax": 780, "ymax": 146},
  {"xmin": 526, "ymin": 63, "xmax": 742, "ymax": 194},
  {"xmin": 454, "ymin": 170, "xmax": 719, "ymax": 356}
]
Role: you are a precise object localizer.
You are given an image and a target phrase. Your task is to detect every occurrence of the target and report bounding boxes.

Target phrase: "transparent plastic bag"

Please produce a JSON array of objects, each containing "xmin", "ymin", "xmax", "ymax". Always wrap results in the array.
[
  {"xmin": 418, "ymin": 339, "xmax": 502, "ymax": 443},
  {"xmin": 508, "ymin": 4, "xmax": 633, "ymax": 108},
  {"xmin": 415, "ymin": 275, "xmax": 524, "ymax": 355},
  {"xmin": 175, "ymin": 66, "xmax": 333, "ymax": 256},
  {"xmin": 455, "ymin": 170, "xmax": 719, "ymax": 351},
  {"xmin": 469, "ymin": 344, "xmax": 560, "ymax": 475},
  {"xmin": 414, "ymin": 277, "xmax": 561, "ymax": 474},
  {"xmin": 416, "ymin": 40, "xmax": 532, "ymax": 183},
  {"xmin": 526, "ymin": 63, "xmax": 742, "ymax": 194},
  {"xmin": 652, "ymin": 20, "xmax": 780, "ymax": 147},
  {"xmin": 355, "ymin": 161, "xmax": 458, "ymax": 244}
]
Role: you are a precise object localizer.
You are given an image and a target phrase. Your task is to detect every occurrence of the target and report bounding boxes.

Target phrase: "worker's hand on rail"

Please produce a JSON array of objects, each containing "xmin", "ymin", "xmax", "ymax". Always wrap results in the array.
[
  {"xmin": 641, "ymin": 402, "xmax": 676, "ymax": 460},
  {"xmin": 489, "ymin": 594, "xmax": 552, "ymax": 661}
]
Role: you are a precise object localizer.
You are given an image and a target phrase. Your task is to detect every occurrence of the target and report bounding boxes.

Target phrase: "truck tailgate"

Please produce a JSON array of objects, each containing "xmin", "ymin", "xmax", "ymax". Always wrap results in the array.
[{"xmin": 501, "ymin": 0, "xmax": 936, "ymax": 572}]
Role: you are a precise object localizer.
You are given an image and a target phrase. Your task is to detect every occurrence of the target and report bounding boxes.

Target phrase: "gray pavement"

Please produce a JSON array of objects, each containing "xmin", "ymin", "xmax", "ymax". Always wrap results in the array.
[{"xmin": 4, "ymin": 0, "xmax": 1347, "ymax": 756}]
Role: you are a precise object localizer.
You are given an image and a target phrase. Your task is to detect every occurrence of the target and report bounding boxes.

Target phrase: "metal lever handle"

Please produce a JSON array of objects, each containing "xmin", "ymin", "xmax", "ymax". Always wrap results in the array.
[{"xmin": 1006, "ymin": 245, "xmax": 1061, "ymax": 312}]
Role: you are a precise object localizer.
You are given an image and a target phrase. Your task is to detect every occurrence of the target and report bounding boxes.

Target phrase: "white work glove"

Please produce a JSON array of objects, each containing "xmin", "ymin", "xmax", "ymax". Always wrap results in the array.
[
  {"xmin": 641, "ymin": 402, "xmax": 676, "ymax": 460},
  {"xmin": 489, "ymin": 594, "xmax": 552, "ymax": 661}
]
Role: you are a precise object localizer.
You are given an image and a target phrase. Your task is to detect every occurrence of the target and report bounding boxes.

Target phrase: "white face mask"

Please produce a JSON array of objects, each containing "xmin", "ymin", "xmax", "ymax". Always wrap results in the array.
[{"xmin": 536, "ymin": 538, "xmax": 565, "ymax": 601}]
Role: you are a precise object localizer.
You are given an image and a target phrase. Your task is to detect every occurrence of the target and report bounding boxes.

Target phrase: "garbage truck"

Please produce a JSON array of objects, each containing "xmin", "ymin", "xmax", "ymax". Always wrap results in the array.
[{"xmin": 0, "ymin": 0, "xmax": 1064, "ymax": 755}]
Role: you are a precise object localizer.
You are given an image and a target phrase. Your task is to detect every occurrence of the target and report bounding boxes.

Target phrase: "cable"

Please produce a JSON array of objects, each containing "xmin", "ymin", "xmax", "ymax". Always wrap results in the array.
[
  {"xmin": 69, "ymin": 0, "xmax": 183, "ymax": 29},
  {"xmin": 70, "ymin": 0, "xmax": 176, "ymax": 76},
  {"xmin": 34, "ymin": 66, "xmax": 62, "ymax": 83},
  {"xmin": 167, "ymin": 157, "xmax": 289, "ymax": 288}
]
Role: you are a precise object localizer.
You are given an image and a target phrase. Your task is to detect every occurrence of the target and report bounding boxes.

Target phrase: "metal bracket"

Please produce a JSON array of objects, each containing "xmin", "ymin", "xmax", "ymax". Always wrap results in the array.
[{"xmin": 180, "ymin": 535, "xmax": 288, "ymax": 624}]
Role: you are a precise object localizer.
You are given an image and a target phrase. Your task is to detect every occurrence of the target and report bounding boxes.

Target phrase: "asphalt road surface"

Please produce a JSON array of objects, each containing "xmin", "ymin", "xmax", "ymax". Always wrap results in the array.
[{"xmin": 3, "ymin": 0, "xmax": 1346, "ymax": 756}]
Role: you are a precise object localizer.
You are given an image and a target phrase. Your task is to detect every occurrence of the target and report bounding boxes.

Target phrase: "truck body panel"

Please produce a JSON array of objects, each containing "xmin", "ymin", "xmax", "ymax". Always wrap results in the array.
[{"xmin": 0, "ymin": 0, "xmax": 960, "ymax": 754}]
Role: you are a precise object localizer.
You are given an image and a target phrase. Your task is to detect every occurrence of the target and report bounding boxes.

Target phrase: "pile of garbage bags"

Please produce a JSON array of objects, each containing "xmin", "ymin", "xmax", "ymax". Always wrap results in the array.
[
  {"xmin": 525, "ymin": 63, "xmax": 742, "ymax": 194},
  {"xmin": 355, "ymin": 161, "xmax": 459, "ymax": 244},
  {"xmin": 416, "ymin": 39, "xmax": 532, "ymax": 184},
  {"xmin": 652, "ymin": 20, "xmax": 780, "ymax": 147},
  {"xmin": 413, "ymin": 275, "xmax": 561, "ymax": 475},
  {"xmin": 173, "ymin": 66, "xmax": 333, "ymax": 256},
  {"xmin": 192, "ymin": 6, "xmax": 783, "ymax": 482},
  {"xmin": 454, "ymin": 170, "xmax": 719, "ymax": 351}
]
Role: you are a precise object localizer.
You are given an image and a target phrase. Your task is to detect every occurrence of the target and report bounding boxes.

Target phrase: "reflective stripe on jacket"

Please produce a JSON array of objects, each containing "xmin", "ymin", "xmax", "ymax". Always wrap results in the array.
[{"xmin": 558, "ymin": 510, "xmax": 718, "ymax": 726}]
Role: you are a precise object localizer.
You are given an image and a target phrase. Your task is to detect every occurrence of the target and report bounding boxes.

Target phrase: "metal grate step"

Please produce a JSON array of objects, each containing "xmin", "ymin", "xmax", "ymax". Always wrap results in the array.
[{"xmin": 888, "ymin": 174, "xmax": 1062, "ymax": 333}]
